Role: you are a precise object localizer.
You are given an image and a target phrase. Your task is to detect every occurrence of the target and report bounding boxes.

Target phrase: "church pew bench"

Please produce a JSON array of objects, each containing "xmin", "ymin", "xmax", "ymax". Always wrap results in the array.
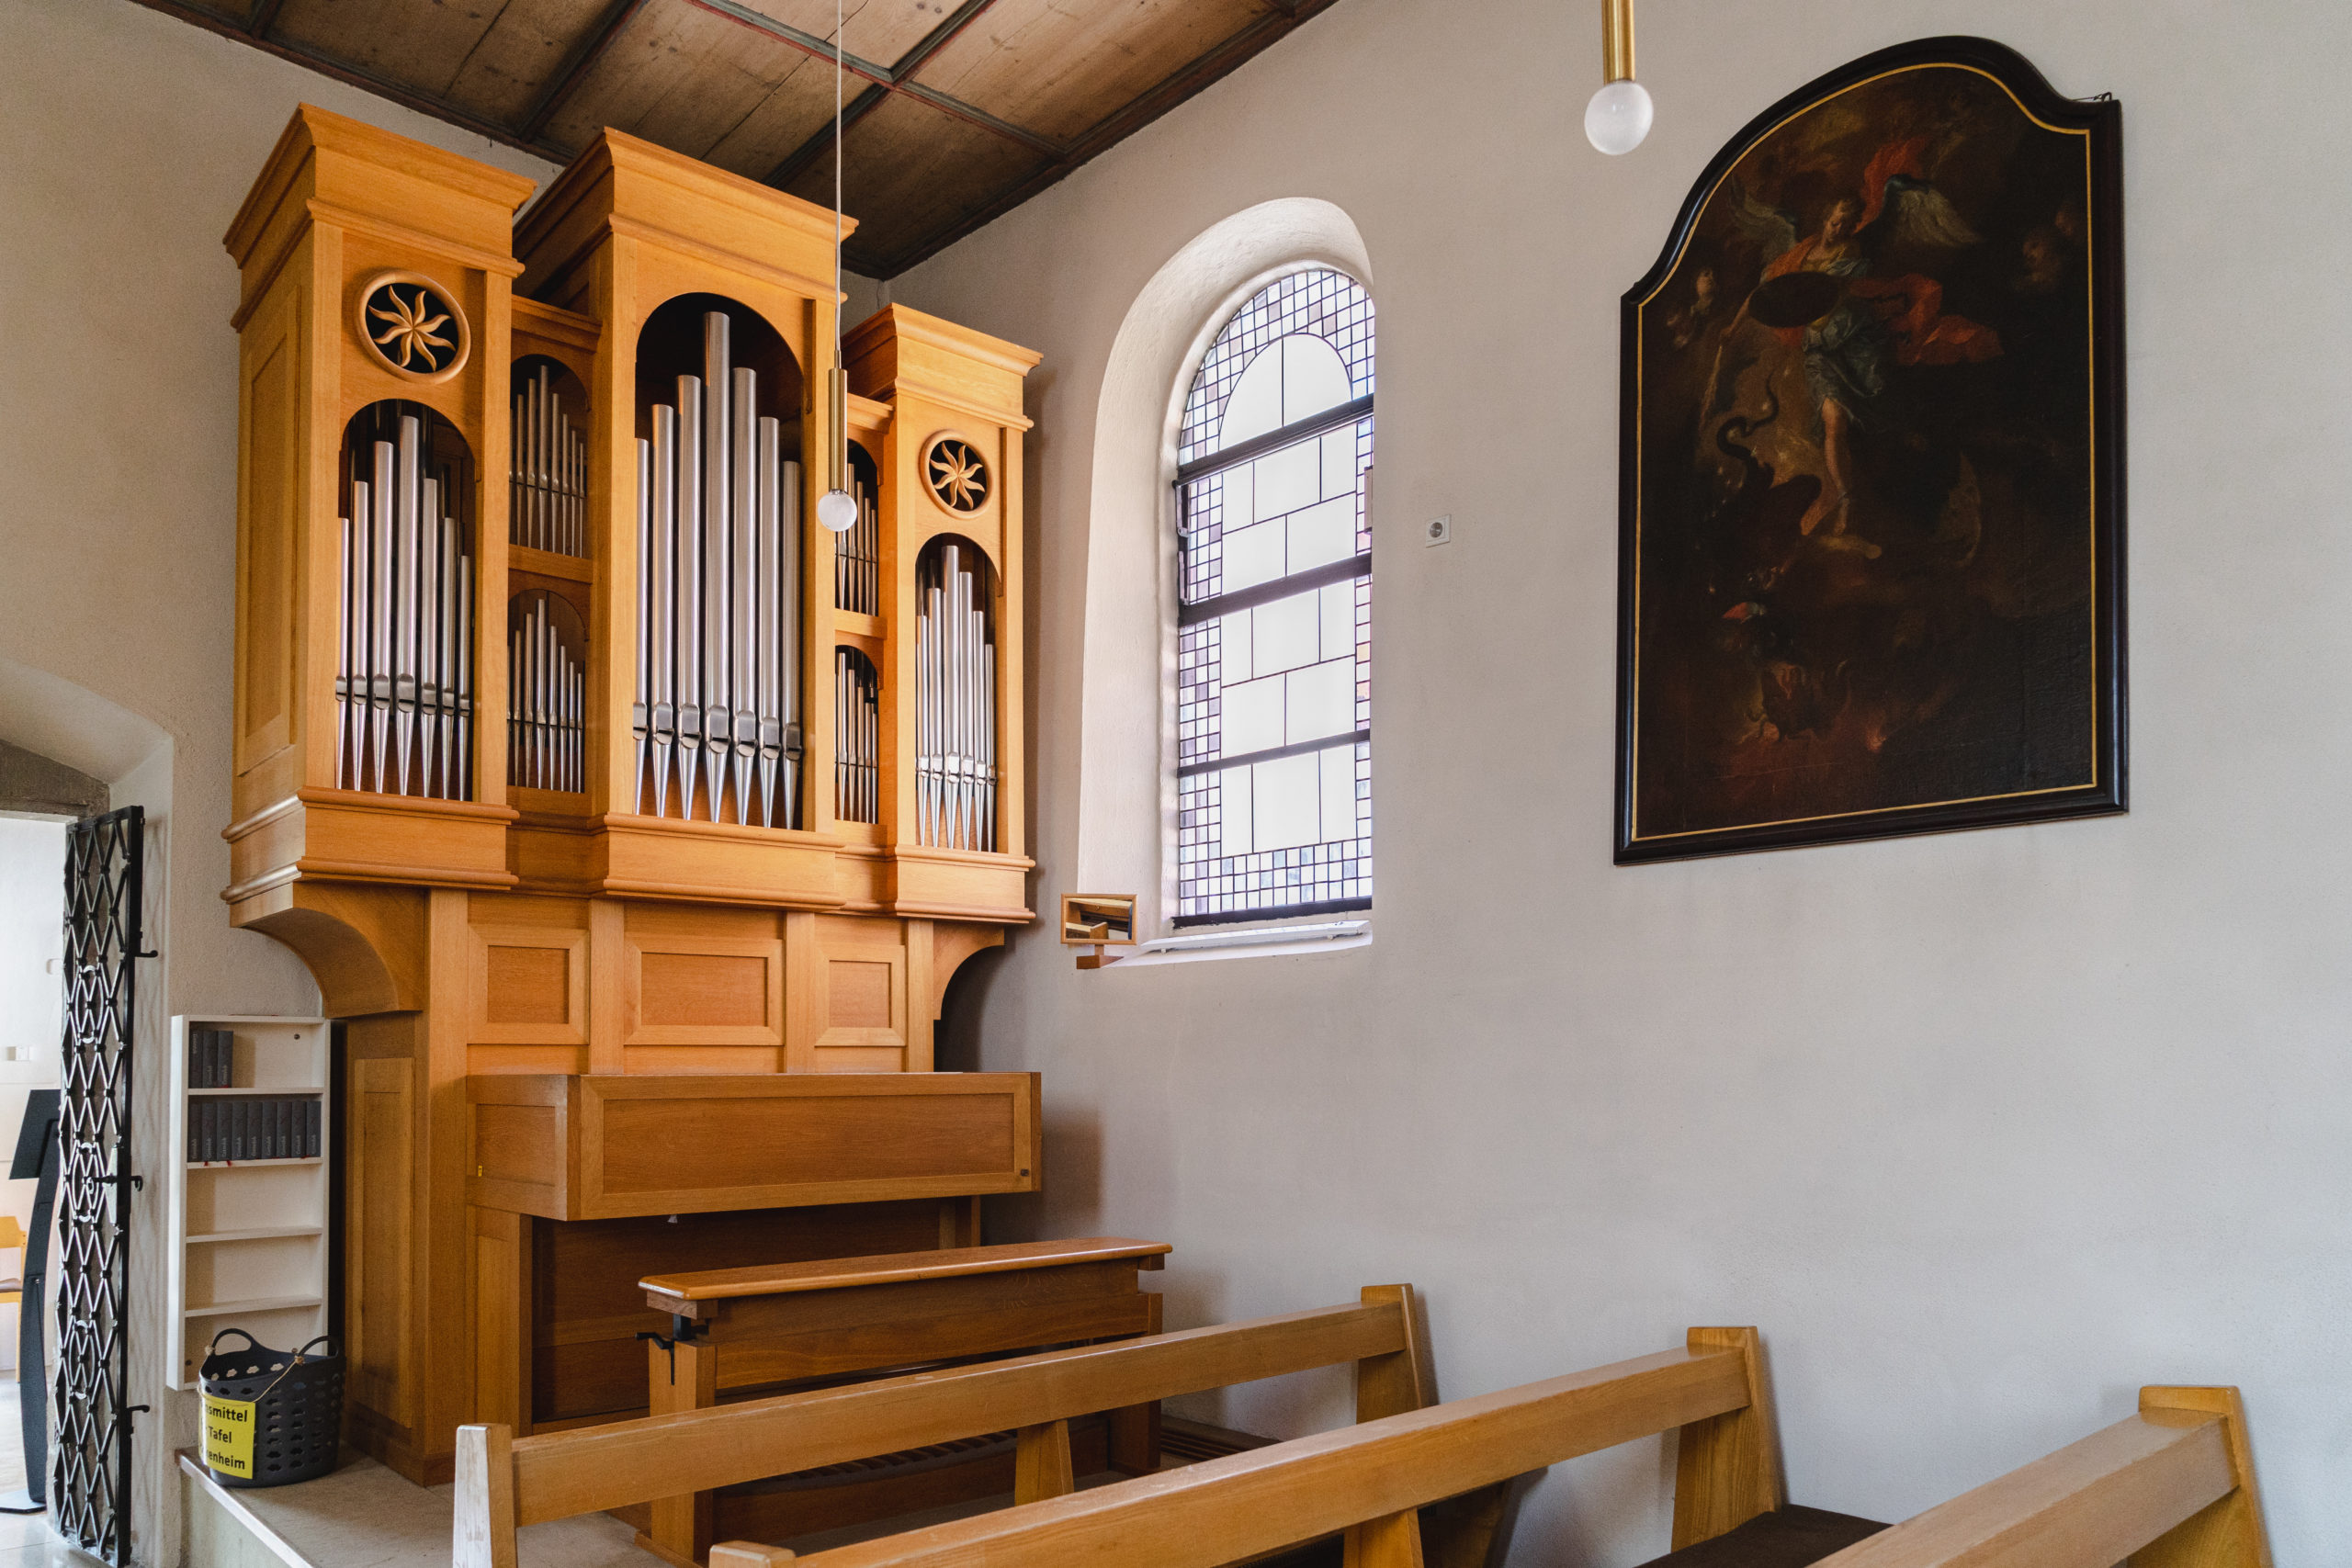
[
  {"xmin": 634, "ymin": 1236, "xmax": 1171, "ymax": 1559},
  {"xmin": 699, "ymin": 1371, "xmax": 2266, "ymax": 1568},
  {"xmin": 457, "ymin": 1284, "xmax": 1500, "ymax": 1568}
]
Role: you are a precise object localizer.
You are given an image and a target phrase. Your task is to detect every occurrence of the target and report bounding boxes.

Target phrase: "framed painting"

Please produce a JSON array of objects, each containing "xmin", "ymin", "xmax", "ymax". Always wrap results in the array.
[{"xmin": 1614, "ymin": 37, "xmax": 2123, "ymax": 863}]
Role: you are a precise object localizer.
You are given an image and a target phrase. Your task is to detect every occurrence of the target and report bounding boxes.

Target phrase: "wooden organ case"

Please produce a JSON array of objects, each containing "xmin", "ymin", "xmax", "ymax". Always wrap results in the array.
[{"xmin": 220, "ymin": 107, "xmax": 1040, "ymax": 1484}]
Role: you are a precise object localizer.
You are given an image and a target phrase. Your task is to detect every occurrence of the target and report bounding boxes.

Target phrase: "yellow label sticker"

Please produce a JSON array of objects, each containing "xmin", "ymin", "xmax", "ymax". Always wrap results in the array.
[{"xmin": 203, "ymin": 1393, "xmax": 256, "ymax": 1479}]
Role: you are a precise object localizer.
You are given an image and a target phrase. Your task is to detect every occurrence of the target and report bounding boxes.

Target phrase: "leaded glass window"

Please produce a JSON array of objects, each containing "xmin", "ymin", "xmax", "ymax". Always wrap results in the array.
[{"xmin": 1173, "ymin": 269, "xmax": 1373, "ymax": 926}]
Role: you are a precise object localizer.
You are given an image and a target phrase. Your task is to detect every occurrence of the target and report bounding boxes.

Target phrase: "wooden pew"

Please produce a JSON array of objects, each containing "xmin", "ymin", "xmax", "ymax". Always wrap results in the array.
[
  {"xmin": 695, "ymin": 1377, "xmax": 2267, "ymax": 1568},
  {"xmin": 635, "ymin": 1237, "xmax": 1171, "ymax": 1559},
  {"xmin": 459, "ymin": 1284, "xmax": 1549, "ymax": 1568}
]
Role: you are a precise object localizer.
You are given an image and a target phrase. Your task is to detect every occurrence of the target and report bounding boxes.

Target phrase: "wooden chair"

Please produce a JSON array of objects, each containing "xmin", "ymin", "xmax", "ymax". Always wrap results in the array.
[
  {"xmin": 635, "ymin": 1237, "xmax": 1172, "ymax": 1560},
  {"xmin": 695, "ymin": 1375, "xmax": 2267, "ymax": 1568},
  {"xmin": 458, "ymin": 1284, "xmax": 1514, "ymax": 1568}
]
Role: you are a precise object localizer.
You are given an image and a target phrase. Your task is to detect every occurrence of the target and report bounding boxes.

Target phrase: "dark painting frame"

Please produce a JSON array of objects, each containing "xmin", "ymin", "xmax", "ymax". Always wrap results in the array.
[{"xmin": 1614, "ymin": 37, "xmax": 2124, "ymax": 863}]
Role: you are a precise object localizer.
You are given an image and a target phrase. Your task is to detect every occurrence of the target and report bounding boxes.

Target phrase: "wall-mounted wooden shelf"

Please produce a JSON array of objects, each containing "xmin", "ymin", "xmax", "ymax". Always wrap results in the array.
[{"xmin": 167, "ymin": 1015, "xmax": 333, "ymax": 1392}]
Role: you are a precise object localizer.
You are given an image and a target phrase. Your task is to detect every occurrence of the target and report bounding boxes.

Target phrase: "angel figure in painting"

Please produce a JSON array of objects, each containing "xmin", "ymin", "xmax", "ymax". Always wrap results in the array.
[{"xmin": 1710, "ymin": 135, "xmax": 2002, "ymax": 542}]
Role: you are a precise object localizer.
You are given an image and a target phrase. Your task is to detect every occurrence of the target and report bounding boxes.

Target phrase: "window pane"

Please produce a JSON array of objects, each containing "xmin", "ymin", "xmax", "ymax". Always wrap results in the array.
[
  {"xmin": 1220, "ymin": 765, "xmax": 1253, "ymax": 858},
  {"xmin": 1285, "ymin": 658, "xmax": 1355, "ymax": 744},
  {"xmin": 1252, "ymin": 440, "xmax": 1319, "ymax": 523},
  {"xmin": 1319, "ymin": 747, "xmax": 1356, "ymax": 842},
  {"xmin": 1252, "ymin": 752, "xmax": 1320, "ymax": 851},
  {"xmin": 1287, "ymin": 495, "xmax": 1356, "ymax": 572},
  {"xmin": 1250, "ymin": 590, "xmax": 1319, "ymax": 676},
  {"xmin": 1221, "ymin": 520, "xmax": 1285, "ymax": 594},
  {"xmin": 1279, "ymin": 334, "xmax": 1351, "ymax": 424},
  {"xmin": 1218, "ymin": 348, "xmax": 1283, "ymax": 447},
  {"xmin": 1219, "ymin": 607, "xmax": 1254, "ymax": 682},
  {"xmin": 1223, "ymin": 673, "xmax": 1284, "ymax": 756}
]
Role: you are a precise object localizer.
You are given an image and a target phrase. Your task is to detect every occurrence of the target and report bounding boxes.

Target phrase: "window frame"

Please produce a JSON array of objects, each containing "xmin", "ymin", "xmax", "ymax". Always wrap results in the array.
[{"xmin": 1168, "ymin": 268, "xmax": 1374, "ymax": 930}]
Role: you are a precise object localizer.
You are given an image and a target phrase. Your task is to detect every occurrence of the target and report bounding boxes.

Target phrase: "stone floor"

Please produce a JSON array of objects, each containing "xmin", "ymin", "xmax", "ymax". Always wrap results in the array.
[{"xmin": 0, "ymin": 1382, "xmax": 93, "ymax": 1567}]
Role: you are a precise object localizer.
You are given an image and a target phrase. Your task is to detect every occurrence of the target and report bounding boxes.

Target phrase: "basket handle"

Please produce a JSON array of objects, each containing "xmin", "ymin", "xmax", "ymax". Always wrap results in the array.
[
  {"xmin": 205, "ymin": 1327, "xmax": 265, "ymax": 1359},
  {"xmin": 292, "ymin": 1335, "xmax": 340, "ymax": 1362}
]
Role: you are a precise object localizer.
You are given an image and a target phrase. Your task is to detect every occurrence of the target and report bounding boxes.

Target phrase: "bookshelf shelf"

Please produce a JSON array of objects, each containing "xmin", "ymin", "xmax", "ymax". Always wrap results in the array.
[
  {"xmin": 183, "ymin": 1294, "xmax": 324, "ymax": 1320},
  {"xmin": 168, "ymin": 1015, "xmax": 334, "ymax": 1392}
]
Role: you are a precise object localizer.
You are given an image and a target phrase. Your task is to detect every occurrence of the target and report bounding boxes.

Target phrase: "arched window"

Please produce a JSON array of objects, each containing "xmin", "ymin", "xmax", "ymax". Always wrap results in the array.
[{"xmin": 1173, "ymin": 268, "xmax": 1374, "ymax": 926}]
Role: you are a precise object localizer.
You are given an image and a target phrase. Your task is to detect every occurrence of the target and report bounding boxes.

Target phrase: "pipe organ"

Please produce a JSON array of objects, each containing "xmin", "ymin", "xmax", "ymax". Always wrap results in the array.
[
  {"xmin": 511, "ymin": 363, "xmax": 588, "ymax": 557},
  {"xmin": 917, "ymin": 541, "xmax": 998, "ymax": 852},
  {"xmin": 221, "ymin": 107, "xmax": 1039, "ymax": 1489},
  {"xmin": 335, "ymin": 405, "xmax": 476, "ymax": 800},
  {"xmin": 630, "ymin": 310, "xmax": 804, "ymax": 828}
]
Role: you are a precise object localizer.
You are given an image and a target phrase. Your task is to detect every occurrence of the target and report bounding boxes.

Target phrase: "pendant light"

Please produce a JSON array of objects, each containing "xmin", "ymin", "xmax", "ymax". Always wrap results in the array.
[
  {"xmin": 1585, "ymin": 0, "xmax": 1654, "ymax": 155},
  {"xmin": 816, "ymin": 0, "xmax": 860, "ymax": 534}
]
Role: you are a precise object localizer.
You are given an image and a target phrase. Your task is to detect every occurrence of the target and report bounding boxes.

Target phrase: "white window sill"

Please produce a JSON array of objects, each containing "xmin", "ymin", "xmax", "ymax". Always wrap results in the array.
[{"xmin": 1102, "ymin": 919, "xmax": 1371, "ymax": 968}]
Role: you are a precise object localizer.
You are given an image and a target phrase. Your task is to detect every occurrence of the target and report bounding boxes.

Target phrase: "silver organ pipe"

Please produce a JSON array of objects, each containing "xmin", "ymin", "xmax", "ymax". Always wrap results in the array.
[
  {"xmin": 835, "ymin": 649, "xmax": 879, "ymax": 824},
  {"xmin": 833, "ymin": 463, "xmax": 878, "ymax": 615},
  {"xmin": 334, "ymin": 407, "xmax": 474, "ymax": 800},
  {"xmin": 510, "ymin": 364, "xmax": 587, "ymax": 557},
  {"xmin": 633, "ymin": 310, "xmax": 804, "ymax": 826},
  {"xmin": 915, "ymin": 544, "xmax": 996, "ymax": 851},
  {"xmin": 507, "ymin": 593, "xmax": 584, "ymax": 794}
]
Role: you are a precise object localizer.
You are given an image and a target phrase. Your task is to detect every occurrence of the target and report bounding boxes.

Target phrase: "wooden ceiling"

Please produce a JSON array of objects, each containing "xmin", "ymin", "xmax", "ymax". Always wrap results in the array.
[{"xmin": 131, "ymin": 0, "xmax": 1342, "ymax": 276}]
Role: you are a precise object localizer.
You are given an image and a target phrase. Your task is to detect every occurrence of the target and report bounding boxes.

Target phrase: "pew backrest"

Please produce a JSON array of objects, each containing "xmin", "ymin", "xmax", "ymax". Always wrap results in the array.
[{"xmin": 457, "ymin": 1284, "xmax": 1442, "ymax": 1568}]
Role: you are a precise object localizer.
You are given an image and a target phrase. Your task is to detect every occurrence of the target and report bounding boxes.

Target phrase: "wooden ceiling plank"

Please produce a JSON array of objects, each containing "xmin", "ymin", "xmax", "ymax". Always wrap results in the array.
[
  {"xmin": 117, "ymin": 0, "xmax": 567, "ymax": 162},
  {"xmin": 546, "ymin": 1, "xmax": 831, "ymax": 165},
  {"xmin": 872, "ymin": 0, "xmax": 1341, "ymax": 275},
  {"xmin": 764, "ymin": 81, "xmax": 889, "ymax": 188},
  {"xmin": 722, "ymin": 0, "xmax": 957, "ymax": 75},
  {"xmin": 781, "ymin": 89, "xmax": 1046, "ymax": 270},
  {"xmin": 518, "ymin": 0, "xmax": 658, "ymax": 140},
  {"xmin": 246, "ymin": 0, "xmax": 288, "ymax": 38},
  {"xmin": 911, "ymin": 0, "xmax": 1271, "ymax": 144},
  {"xmin": 271, "ymin": 0, "xmax": 504, "ymax": 100}
]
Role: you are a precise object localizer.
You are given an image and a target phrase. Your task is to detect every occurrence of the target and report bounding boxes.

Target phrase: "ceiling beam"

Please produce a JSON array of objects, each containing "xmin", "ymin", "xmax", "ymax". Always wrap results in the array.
[
  {"xmin": 867, "ymin": 0, "xmax": 1341, "ymax": 276},
  {"xmin": 119, "ymin": 0, "xmax": 570, "ymax": 164},
  {"xmin": 518, "ymin": 0, "xmax": 654, "ymax": 141},
  {"xmin": 244, "ymin": 0, "xmax": 286, "ymax": 39},
  {"xmin": 762, "ymin": 0, "xmax": 1006, "ymax": 187}
]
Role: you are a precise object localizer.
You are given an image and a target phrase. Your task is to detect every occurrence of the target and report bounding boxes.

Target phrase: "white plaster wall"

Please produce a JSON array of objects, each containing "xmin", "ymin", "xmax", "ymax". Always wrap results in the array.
[
  {"xmin": 888, "ymin": 0, "xmax": 2352, "ymax": 1561},
  {"xmin": 0, "ymin": 2, "xmax": 557, "ymax": 1559}
]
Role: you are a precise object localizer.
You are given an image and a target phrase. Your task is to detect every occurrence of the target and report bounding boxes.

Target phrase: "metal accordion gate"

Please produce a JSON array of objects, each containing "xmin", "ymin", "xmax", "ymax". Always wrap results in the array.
[{"xmin": 54, "ymin": 805, "xmax": 144, "ymax": 1564}]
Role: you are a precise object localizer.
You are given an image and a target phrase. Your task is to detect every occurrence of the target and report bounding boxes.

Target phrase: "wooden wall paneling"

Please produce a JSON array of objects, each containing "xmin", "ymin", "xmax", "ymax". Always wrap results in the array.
[
  {"xmin": 424, "ymin": 886, "xmax": 479, "ymax": 1483},
  {"xmin": 814, "ymin": 914, "xmax": 907, "ymax": 1062},
  {"xmin": 469, "ymin": 922, "xmax": 589, "ymax": 1045},
  {"xmin": 234, "ymin": 278, "xmax": 302, "ymax": 787},
  {"xmin": 468, "ymin": 1074, "xmax": 573, "ymax": 1217},
  {"xmin": 903, "ymin": 918, "xmax": 933, "ymax": 1071},
  {"xmin": 347, "ymin": 1045, "xmax": 416, "ymax": 1456},
  {"xmin": 626, "ymin": 931, "xmax": 786, "ymax": 1049},
  {"xmin": 587, "ymin": 897, "xmax": 625, "ymax": 1072},
  {"xmin": 784, "ymin": 910, "xmax": 824, "ymax": 1071},
  {"xmin": 471, "ymin": 1205, "xmax": 532, "ymax": 1435}
]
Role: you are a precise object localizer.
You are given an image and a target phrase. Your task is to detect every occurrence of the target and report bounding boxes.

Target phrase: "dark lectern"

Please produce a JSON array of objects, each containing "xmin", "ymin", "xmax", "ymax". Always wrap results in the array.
[{"xmin": 0, "ymin": 1090, "xmax": 58, "ymax": 1512}]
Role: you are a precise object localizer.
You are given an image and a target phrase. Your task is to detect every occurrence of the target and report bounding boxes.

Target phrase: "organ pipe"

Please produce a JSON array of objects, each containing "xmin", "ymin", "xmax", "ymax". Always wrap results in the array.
[
  {"xmin": 508, "ymin": 593, "xmax": 584, "ymax": 793},
  {"xmin": 511, "ymin": 363, "xmax": 587, "ymax": 557},
  {"xmin": 633, "ymin": 310, "xmax": 803, "ymax": 826},
  {"xmin": 833, "ymin": 462, "xmax": 878, "ymax": 615},
  {"xmin": 836, "ymin": 649, "xmax": 879, "ymax": 824},
  {"xmin": 916, "ymin": 543, "xmax": 996, "ymax": 852},
  {"xmin": 335, "ymin": 407, "xmax": 473, "ymax": 799}
]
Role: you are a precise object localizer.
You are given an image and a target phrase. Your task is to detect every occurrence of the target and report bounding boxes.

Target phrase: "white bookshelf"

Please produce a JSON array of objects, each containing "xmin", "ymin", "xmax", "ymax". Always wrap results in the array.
[{"xmin": 166, "ymin": 1014, "xmax": 331, "ymax": 1392}]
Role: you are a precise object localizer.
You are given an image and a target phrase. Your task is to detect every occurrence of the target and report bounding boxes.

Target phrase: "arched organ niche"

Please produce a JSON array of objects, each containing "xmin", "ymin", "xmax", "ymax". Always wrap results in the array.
[
  {"xmin": 335, "ymin": 402, "xmax": 475, "ymax": 800},
  {"xmin": 511, "ymin": 356, "xmax": 589, "ymax": 558},
  {"xmin": 631, "ymin": 297, "xmax": 804, "ymax": 827},
  {"xmin": 916, "ymin": 537, "xmax": 997, "ymax": 851},
  {"xmin": 836, "ymin": 444, "xmax": 881, "ymax": 615},
  {"xmin": 508, "ymin": 590, "xmax": 585, "ymax": 795},
  {"xmin": 222, "ymin": 109, "xmax": 1044, "ymax": 1488}
]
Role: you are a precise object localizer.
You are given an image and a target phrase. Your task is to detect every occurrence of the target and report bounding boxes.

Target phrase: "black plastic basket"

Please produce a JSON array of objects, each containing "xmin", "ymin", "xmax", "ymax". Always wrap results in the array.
[{"xmin": 199, "ymin": 1329, "xmax": 343, "ymax": 1488}]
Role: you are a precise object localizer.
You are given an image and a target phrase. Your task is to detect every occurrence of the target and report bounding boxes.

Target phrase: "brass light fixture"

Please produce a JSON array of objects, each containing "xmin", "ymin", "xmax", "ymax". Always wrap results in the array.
[{"xmin": 1585, "ymin": 0, "xmax": 1654, "ymax": 155}]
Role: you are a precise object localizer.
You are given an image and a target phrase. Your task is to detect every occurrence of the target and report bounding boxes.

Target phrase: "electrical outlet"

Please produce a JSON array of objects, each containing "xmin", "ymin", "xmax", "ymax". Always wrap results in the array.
[{"xmin": 1424, "ymin": 514, "xmax": 1452, "ymax": 547}]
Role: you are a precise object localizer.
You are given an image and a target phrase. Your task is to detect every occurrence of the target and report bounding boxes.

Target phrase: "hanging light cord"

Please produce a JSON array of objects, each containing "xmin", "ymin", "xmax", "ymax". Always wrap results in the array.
[{"xmin": 834, "ymin": 0, "xmax": 846, "ymax": 488}]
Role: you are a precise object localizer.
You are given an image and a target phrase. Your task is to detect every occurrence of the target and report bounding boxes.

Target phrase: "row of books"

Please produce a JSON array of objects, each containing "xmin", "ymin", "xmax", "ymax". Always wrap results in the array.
[
  {"xmin": 188, "ymin": 1097, "xmax": 321, "ymax": 1164},
  {"xmin": 186, "ymin": 1025, "xmax": 236, "ymax": 1089}
]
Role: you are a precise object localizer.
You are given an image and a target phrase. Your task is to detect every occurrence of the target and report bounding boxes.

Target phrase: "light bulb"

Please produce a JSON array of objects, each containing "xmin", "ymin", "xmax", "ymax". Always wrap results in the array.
[
  {"xmin": 817, "ymin": 487, "xmax": 859, "ymax": 533},
  {"xmin": 1585, "ymin": 78, "xmax": 1653, "ymax": 155}
]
